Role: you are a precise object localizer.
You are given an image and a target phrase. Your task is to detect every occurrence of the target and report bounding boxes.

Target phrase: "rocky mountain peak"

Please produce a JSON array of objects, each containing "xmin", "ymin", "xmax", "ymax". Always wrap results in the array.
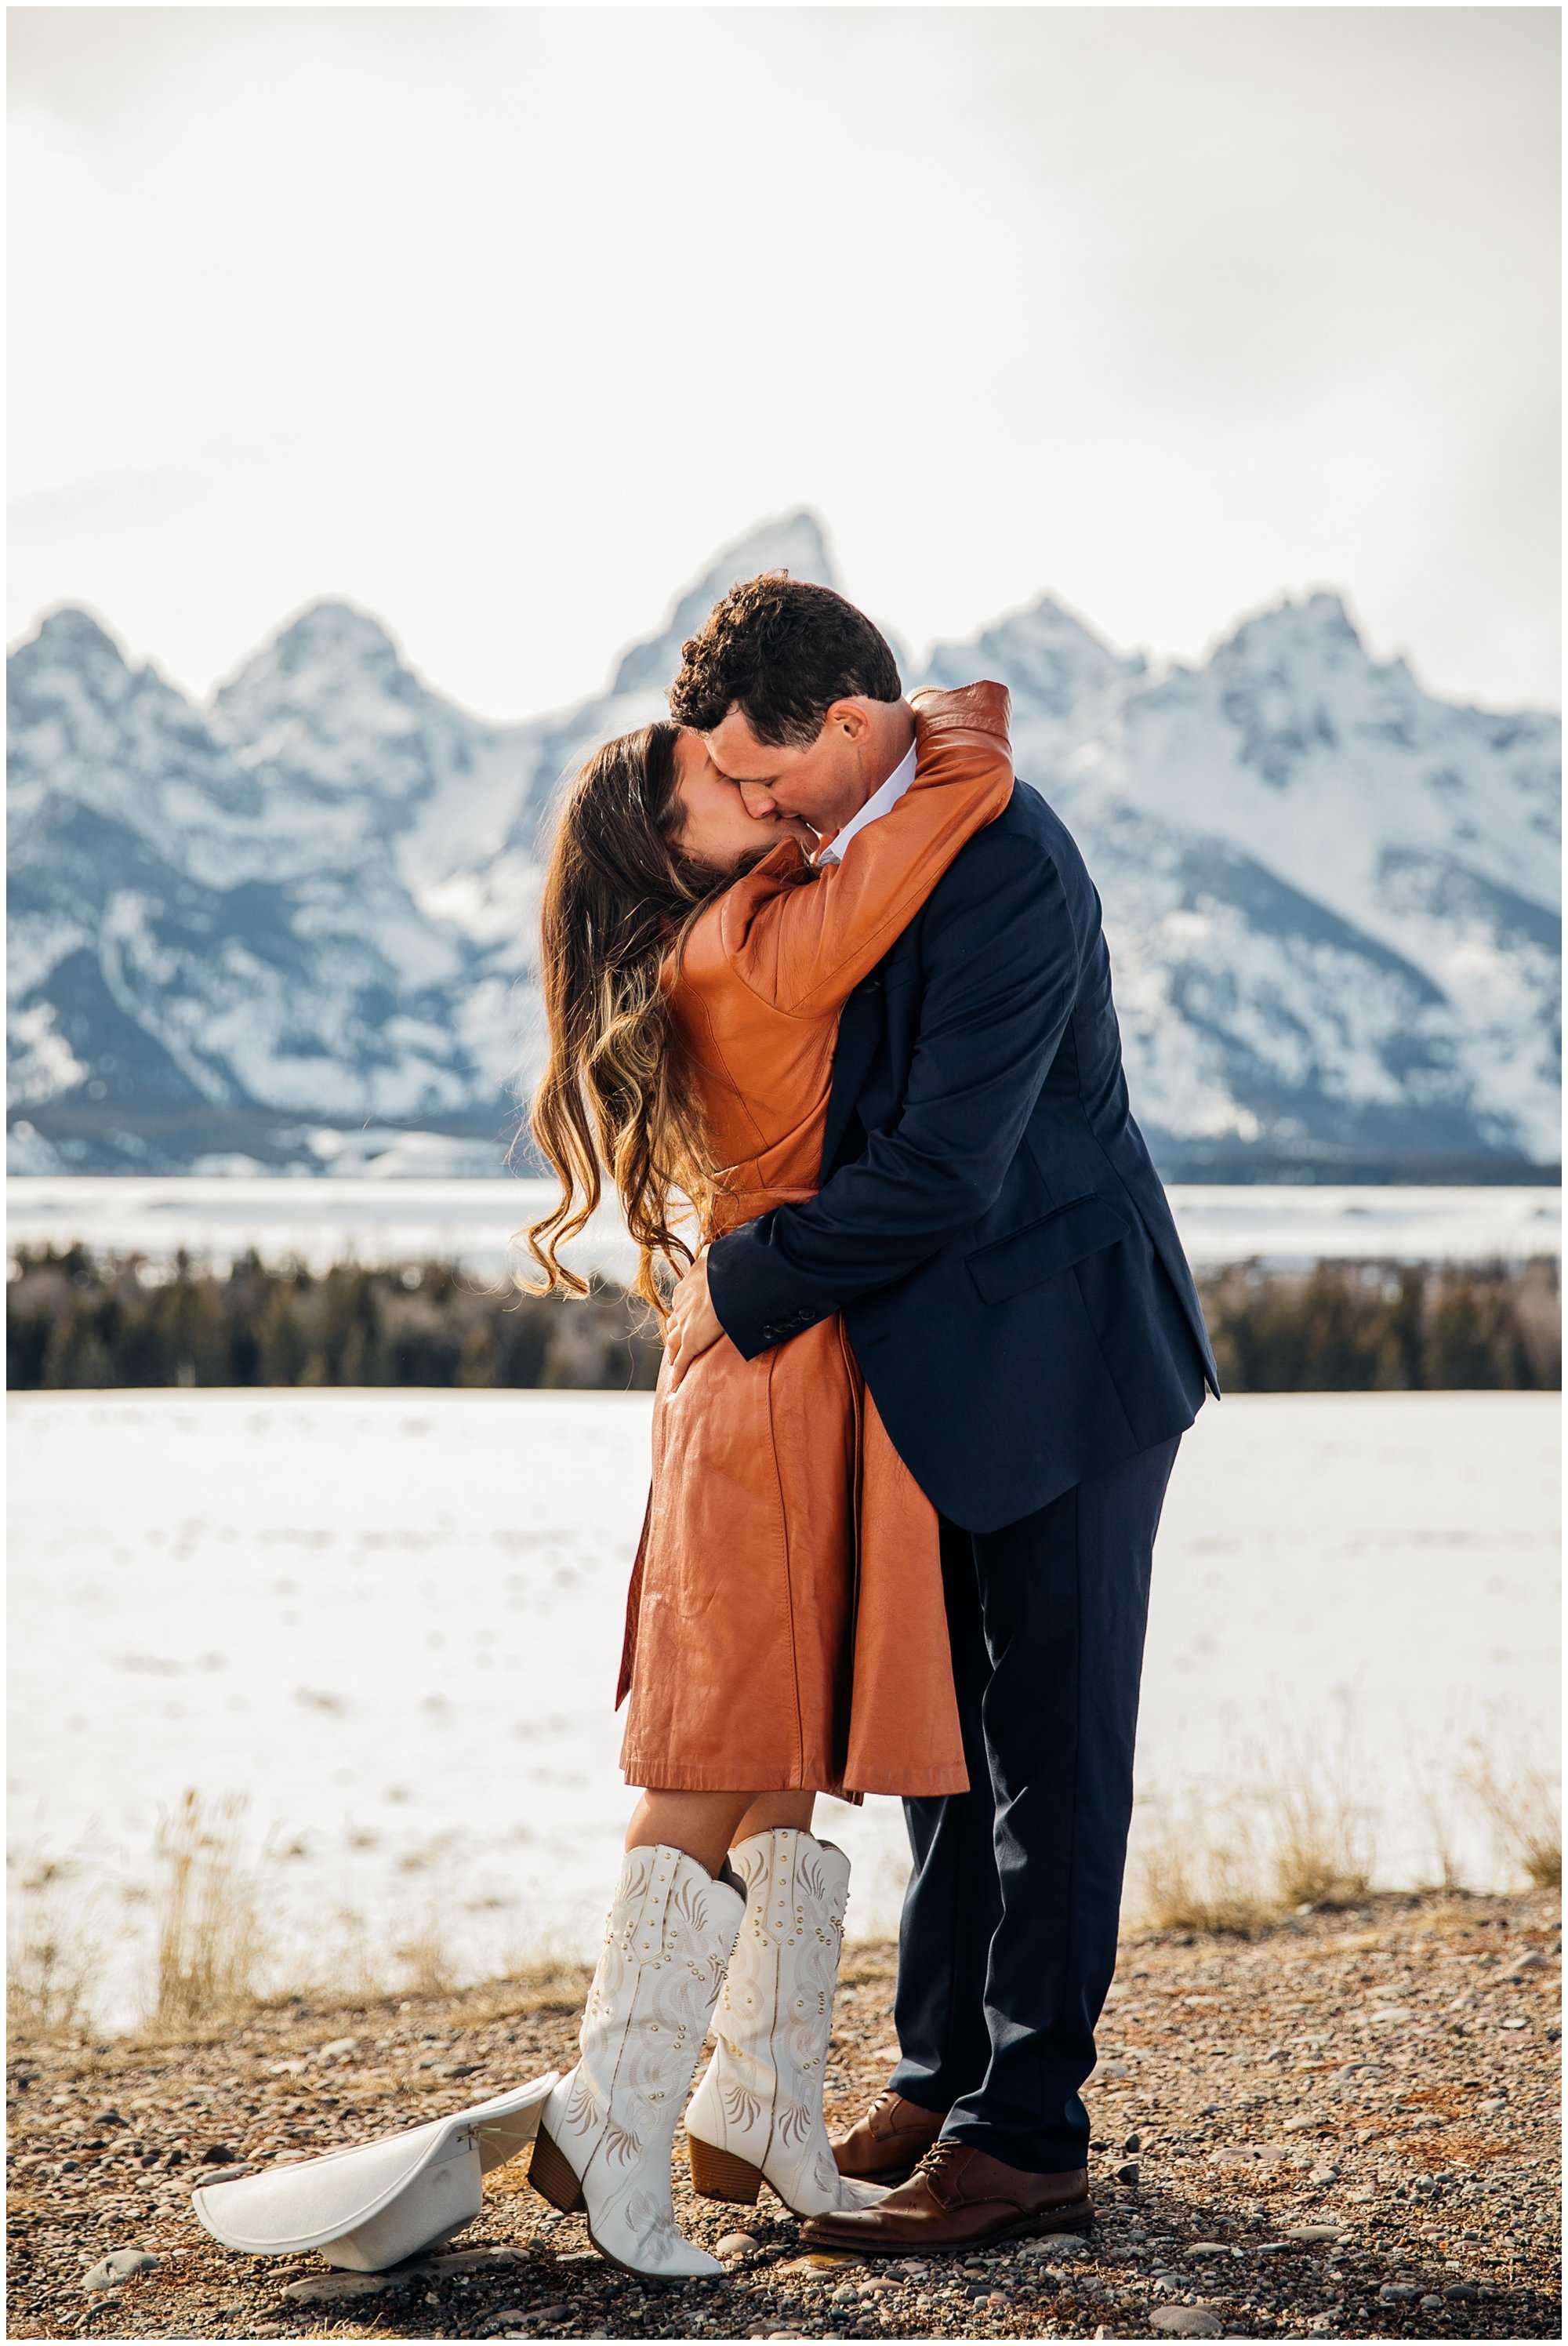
[
  {"xmin": 16, "ymin": 602, "xmax": 129, "ymax": 665},
  {"xmin": 609, "ymin": 508, "xmax": 839, "ymax": 697},
  {"xmin": 917, "ymin": 590, "xmax": 1140, "ymax": 714},
  {"xmin": 8, "ymin": 605, "xmax": 139, "ymax": 714},
  {"xmin": 223, "ymin": 597, "xmax": 407, "ymax": 688},
  {"xmin": 205, "ymin": 599, "xmax": 478, "ymax": 809},
  {"xmin": 209, "ymin": 597, "xmax": 431, "ymax": 744},
  {"xmin": 1210, "ymin": 587, "xmax": 1369, "ymax": 679}
]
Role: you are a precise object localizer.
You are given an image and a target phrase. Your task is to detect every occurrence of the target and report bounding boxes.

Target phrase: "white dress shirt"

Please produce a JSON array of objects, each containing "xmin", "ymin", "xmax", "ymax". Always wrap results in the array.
[{"xmin": 815, "ymin": 738, "xmax": 918, "ymax": 866}]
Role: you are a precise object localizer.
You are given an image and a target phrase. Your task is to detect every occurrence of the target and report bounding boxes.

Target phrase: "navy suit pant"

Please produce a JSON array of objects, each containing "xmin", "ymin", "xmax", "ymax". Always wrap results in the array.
[{"xmin": 888, "ymin": 1435, "xmax": 1180, "ymax": 2174}]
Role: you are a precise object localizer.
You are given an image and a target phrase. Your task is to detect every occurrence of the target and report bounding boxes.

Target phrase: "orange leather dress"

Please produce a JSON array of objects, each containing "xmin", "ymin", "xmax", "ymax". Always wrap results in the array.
[{"xmin": 616, "ymin": 683, "xmax": 1014, "ymax": 1799}]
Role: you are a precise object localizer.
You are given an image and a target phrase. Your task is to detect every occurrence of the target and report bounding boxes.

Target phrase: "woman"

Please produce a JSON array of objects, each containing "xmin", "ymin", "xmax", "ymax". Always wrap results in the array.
[{"xmin": 521, "ymin": 685, "xmax": 1013, "ymax": 2277}]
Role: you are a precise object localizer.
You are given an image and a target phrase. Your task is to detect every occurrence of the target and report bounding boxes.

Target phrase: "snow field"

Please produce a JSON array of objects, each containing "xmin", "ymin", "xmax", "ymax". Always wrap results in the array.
[{"xmin": 8, "ymin": 1388, "xmax": 1559, "ymax": 2032}]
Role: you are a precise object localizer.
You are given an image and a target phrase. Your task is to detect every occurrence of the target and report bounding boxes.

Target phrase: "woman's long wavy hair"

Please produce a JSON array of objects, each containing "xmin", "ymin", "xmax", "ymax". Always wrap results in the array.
[{"xmin": 521, "ymin": 723, "xmax": 764, "ymax": 1316}]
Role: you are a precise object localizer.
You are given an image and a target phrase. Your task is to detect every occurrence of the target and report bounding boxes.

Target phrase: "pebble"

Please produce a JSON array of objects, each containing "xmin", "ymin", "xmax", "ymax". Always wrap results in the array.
[
  {"xmin": 1113, "ymin": 2159, "xmax": 1141, "ymax": 2184},
  {"xmin": 1288, "ymin": 2224, "xmax": 1345, "ymax": 2242},
  {"xmin": 1150, "ymin": 2310, "xmax": 1224, "ymax": 2338},
  {"xmin": 419, "ymin": 2247, "xmax": 527, "ymax": 2275},
  {"xmin": 717, "ymin": 2233, "xmax": 761, "ymax": 2260},
  {"xmin": 282, "ymin": 2272, "xmax": 393, "ymax": 2304},
  {"xmin": 1380, "ymin": 2282, "xmax": 1418, "ymax": 2302},
  {"xmin": 82, "ymin": 2250, "xmax": 158, "ymax": 2293},
  {"xmin": 1122, "ymin": 2130, "xmax": 1142, "ymax": 2152}
]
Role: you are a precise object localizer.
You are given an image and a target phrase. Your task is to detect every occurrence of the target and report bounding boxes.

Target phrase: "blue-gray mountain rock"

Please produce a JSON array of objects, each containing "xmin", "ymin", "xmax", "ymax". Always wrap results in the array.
[{"xmin": 7, "ymin": 513, "xmax": 1559, "ymax": 1178}]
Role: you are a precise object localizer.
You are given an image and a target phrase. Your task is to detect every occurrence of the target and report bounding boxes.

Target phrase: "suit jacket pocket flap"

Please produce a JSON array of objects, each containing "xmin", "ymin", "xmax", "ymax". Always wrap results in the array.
[{"xmin": 966, "ymin": 1193, "xmax": 1131, "ymax": 1306}]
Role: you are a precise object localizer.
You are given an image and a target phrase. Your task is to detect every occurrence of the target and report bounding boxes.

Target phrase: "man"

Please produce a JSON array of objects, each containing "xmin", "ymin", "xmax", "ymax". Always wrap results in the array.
[{"xmin": 666, "ymin": 574, "xmax": 1219, "ymax": 2251}]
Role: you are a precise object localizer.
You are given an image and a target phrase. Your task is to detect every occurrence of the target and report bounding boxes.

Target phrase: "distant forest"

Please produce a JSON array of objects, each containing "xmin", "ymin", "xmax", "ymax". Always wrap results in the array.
[{"xmin": 6, "ymin": 1247, "xmax": 1559, "ymax": 1393}]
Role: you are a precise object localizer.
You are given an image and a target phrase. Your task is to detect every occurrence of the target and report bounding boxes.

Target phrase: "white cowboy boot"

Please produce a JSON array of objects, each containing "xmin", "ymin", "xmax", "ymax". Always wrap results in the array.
[
  {"xmin": 684, "ymin": 1828, "xmax": 885, "ymax": 2217},
  {"xmin": 529, "ymin": 1843, "xmax": 743, "ymax": 2277}
]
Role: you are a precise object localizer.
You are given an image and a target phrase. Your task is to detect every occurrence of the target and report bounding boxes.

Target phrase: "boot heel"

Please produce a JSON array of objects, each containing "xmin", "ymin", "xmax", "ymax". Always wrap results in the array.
[
  {"xmin": 688, "ymin": 2133, "xmax": 764, "ymax": 2205},
  {"xmin": 528, "ymin": 2125, "xmax": 586, "ymax": 2213}
]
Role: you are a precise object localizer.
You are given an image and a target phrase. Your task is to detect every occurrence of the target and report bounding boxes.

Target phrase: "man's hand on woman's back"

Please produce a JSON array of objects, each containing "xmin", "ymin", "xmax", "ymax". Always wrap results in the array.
[{"xmin": 666, "ymin": 1252, "xmax": 729, "ymax": 1390}]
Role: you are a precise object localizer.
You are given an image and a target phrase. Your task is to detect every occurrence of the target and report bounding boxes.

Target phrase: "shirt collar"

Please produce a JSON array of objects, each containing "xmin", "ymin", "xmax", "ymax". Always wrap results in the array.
[{"xmin": 815, "ymin": 737, "xmax": 918, "ymax": 866}]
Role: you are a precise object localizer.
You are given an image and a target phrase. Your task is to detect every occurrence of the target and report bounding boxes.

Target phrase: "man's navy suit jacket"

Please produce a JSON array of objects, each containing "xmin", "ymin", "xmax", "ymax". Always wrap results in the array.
[{"xmin": 706, "ymin": 777, "xmax": 1221, "ymax": 1535}]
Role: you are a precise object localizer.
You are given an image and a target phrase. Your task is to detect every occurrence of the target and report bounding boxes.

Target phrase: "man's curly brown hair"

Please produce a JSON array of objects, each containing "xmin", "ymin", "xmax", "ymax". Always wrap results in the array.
[{"xmin": 669, "ymin": 572, "xmax": 902, "ymax": 747}]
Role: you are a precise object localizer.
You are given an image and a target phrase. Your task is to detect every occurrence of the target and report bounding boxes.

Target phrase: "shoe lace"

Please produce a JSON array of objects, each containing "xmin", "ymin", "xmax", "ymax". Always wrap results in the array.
[{"xmin": 911, "ymin": 2139, "xmax": 964, "ymax": 2188}]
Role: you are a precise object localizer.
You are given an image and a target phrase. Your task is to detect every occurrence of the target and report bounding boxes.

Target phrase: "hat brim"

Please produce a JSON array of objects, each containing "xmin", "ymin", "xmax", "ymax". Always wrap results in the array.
[{"xmin": 191, "ymin": 2072, "xmax": 560, "ymax": 2268}]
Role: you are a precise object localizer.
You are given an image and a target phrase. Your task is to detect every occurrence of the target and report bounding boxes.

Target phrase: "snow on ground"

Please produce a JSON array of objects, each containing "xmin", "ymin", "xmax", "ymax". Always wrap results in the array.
[
  {"xmin": 7, "ymin": 1389, "xmax": 1559, "ymax": 2033},
  {"xmin": 6, "ymin": 1176, "xmax": 1561, "ymax": 1281}
]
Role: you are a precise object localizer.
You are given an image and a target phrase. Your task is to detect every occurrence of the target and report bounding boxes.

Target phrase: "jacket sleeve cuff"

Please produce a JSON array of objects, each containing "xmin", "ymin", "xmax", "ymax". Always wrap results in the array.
[{"xmin": 707, "ymin": 1222, "xmax": 830, "ymax": 1360}]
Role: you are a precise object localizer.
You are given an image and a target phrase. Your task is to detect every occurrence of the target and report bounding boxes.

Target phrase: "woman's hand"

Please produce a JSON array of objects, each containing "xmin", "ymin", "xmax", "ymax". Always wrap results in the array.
[{"xmin": 666, "ymin": 1252, "xmax": 730, "ymax": 1390}]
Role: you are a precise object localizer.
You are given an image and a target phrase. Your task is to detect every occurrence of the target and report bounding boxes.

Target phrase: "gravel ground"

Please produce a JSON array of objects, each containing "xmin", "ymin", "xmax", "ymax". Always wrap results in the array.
[{"xmin": 7, "ymin": 1891, "xmax": 1559, "ymax": 2341}]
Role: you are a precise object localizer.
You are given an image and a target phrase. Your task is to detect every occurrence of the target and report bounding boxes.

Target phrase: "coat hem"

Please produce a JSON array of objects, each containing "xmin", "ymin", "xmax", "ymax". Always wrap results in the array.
[{"xmin": 619, "ymin": 1754, "xmax": 970, "ymax": 1798}]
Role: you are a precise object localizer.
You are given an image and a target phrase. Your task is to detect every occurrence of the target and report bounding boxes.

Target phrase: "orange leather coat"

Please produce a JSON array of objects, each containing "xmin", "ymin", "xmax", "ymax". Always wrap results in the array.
[{"xmin": 617, "ymin": 683, "xmax": 1014, "ymax": 1798}]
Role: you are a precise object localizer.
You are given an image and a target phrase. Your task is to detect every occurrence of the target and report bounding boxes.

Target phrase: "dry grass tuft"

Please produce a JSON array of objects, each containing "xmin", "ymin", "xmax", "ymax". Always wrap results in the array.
[
  {"xmin": 1461, "ymin": 1738, "xmax": 1562, "ymax": 1892},
  {"xmin": 458, "ymin": 1958, "xmax": 593, "ymax": 2025},
  {"xmin": 390, "ymin": 1916, "xmax": 459, "ymax": 1999},
  {"xmin": 1264, "ymin": 1727, "xmax": 1374, "ymax": 1911},
  {"xmin": 147, "ymin": 1789, "xmax": 268, "ymax": 2032},
  {"xmin": 1130, "ymin": 1706, "xmax": 1560, "ymax": 1938},
  {"xmin": 1405, "ymin": 1726, "xmax": 1470, "ymax": 1895},
  {"xmin": 7, "ymin": 1798, "xmax": 598, "ymax": 2046},
  {"xmin": 6, "ymin": 1859, "xmax": 101, "ymax": 2042},
  {"xmin": 1127, "ymin": 1786, "xmax": 1273, "ymax": 1934},
  {"xmin": 1129, "ymin": 1704, "xmax": 1375, "ymax": 1933}
]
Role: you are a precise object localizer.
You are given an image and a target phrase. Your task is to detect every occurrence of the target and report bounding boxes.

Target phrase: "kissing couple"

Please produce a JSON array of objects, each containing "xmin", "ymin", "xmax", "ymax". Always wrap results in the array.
[{"xmin": 521, "ymin": 574, "xmax": 1218, "ymax": 2279}]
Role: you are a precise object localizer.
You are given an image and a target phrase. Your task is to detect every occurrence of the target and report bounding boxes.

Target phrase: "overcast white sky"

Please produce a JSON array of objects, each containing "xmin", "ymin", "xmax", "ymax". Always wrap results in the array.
[{"xmin": 8, "ymin": 5, "xmax": 1560, "ymax": 720}]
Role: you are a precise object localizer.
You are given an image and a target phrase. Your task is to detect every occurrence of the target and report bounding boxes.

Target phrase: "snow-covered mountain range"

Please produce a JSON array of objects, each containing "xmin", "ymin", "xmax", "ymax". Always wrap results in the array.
[{"xmin": 8, "ymin": 512, "xmax": 1559, "ymax": 1179}]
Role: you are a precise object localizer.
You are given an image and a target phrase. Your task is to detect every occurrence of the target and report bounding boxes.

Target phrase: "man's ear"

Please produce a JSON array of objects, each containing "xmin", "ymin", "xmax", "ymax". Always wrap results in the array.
[{"xmin": 825, "ymin": 698, "xmax": 871, "ymax": 743}]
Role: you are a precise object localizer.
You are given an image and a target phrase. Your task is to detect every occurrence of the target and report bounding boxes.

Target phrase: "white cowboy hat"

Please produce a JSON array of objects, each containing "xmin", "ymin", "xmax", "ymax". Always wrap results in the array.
[{"xmin": 191, "ymin": 2072, "xmax": 560, "ymax": 2272}]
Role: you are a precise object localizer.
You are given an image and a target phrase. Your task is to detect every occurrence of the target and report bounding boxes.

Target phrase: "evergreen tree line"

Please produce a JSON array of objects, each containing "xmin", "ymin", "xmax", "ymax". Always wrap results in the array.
[
  {"xmin": 6, "ymin": 1247, "xmax": 663, "ymax": 1393},
  {"xmin": 1200, "ymin": 1257, "xmax": 1559, "ymax": 1393},
  {"xmin": 5, "ymin": 1245, "xmax": 1559, "ymax": 1393}
]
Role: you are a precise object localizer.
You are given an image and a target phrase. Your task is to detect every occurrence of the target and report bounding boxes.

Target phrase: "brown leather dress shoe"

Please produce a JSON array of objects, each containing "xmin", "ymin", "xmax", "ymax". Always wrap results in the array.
[
  {"xmin": 802, "ymin": 2140, "xmax": 1091, "ymax": 2253},
  {"xmin": 832, "ymin": 2088, "xmax": 947, "ymax": 2185}
]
